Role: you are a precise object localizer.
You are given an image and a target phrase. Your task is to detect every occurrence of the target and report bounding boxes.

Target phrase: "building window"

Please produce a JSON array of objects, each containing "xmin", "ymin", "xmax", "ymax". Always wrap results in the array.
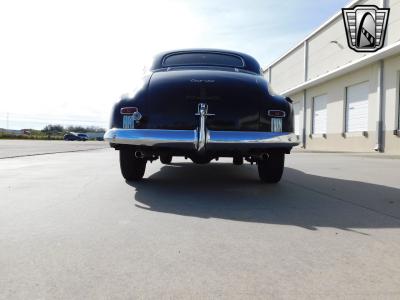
[
  {"xmin": 345, "ymin": 81, "xmax": 369, "ymax": 133},
  {"xmin": 312, "ymin": 94, "xmax": 327, "ymax": 134}
]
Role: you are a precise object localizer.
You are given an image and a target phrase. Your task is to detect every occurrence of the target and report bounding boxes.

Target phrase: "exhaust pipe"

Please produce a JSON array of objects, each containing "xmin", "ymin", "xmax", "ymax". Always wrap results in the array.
[
  {"xmin": 260, "ymin": 153, "xmax": 269, "ymax": 160},
  {"xmin": 135, "ymin": 151, "xmax": 145, "ymax": 159}
]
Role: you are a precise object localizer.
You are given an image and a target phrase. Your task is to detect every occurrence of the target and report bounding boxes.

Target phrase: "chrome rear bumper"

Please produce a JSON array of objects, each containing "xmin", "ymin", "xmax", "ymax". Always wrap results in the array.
[{"xmin": 104, "ymin": 128, "xmax": 299, "ymax": 151}]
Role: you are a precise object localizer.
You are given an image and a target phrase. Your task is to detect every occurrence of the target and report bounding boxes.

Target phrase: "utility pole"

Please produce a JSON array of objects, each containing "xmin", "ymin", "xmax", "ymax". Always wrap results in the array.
[{"xmin": 6, "ymin": 112, "xmax": 9, "ymax": 131}]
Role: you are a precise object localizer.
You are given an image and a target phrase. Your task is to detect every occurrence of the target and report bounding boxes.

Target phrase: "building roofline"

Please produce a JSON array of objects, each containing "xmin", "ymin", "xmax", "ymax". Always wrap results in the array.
[
  {"xmin": 280, "ymin": 40, "xmax": 400, "ymax": 96},
  {"xmin": 264, "ymin": 0, "xmax": 361, "ymax": 71}
]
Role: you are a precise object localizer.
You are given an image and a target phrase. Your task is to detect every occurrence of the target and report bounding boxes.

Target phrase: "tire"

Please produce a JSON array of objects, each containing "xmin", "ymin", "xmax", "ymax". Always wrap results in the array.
[
  {"xmin": 119, "ymin": 149, "xmax": 147, "ymax": 181},
  {"xmin": 257, "ymin": 152, "xmax": 285, "ymax": 183},
  {"xmin": 160, "ymin": 155, "xmax": 172, "ymax": 164}
]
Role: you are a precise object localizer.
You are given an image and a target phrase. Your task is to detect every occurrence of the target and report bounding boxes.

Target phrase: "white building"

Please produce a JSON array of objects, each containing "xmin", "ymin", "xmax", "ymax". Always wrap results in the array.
[{"xmin": 264, "ymin": 0, "xmax": 400, "ymax": 154}]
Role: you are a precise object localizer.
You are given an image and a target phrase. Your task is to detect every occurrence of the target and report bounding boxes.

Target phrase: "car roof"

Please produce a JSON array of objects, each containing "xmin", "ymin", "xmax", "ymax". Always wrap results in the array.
[{"xmin": 150, "ymin": 49, "xmax": 262, "ymax": 74}]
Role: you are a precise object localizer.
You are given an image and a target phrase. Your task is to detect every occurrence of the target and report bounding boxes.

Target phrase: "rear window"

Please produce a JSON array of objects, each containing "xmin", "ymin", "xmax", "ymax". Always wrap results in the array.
[{"xmin": 163, "ymin": 52, "xmax": 244, "ymax": 68}]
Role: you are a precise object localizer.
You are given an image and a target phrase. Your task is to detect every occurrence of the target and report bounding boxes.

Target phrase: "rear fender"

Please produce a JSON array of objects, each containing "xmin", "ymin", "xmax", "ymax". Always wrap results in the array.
[
  {"xmin": 109, "ymin": 75, "xmax": 152, "ymax": 129},
  {"xmin": 259, "ymin": 95, "xmax": 293, "ymax": 132}
]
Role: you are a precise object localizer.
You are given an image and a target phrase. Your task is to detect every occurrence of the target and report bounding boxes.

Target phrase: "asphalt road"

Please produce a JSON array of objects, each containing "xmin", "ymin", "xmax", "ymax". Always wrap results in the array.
[{"xmin": 1, "ymin": 143, "xmax": 400, "ymax": 299}]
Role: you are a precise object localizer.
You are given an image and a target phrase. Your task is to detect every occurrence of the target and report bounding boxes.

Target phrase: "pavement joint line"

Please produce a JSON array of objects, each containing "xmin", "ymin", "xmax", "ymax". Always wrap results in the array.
[
  {"xmin": 0, "ymin": 147, "xmax": 109, "ymax": 160},
  {"xmin": 285, "ymin": 179, "xmax": 400, "ymax": 223},
  {"xmin": 292, "ymin": 150, "xmax": 400, "ymax": 159}
]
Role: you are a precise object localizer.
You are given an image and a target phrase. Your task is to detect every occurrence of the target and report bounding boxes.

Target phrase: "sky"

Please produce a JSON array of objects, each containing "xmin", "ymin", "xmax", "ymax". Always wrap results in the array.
[{"xmin": 0, "ymin": 0, "xmax": 349, "ymax": 130}]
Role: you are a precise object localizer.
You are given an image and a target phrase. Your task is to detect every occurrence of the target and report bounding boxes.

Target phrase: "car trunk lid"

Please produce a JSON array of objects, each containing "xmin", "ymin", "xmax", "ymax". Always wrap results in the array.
[{"xmin": 146, "ymin": 69, "xmax": 264, "ymax": 131}]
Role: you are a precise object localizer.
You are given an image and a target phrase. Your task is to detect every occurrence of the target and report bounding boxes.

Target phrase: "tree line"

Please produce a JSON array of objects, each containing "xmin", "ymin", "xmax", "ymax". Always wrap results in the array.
[{"xmin": 42, "ymin": 124, "xmax": 106, "ymax": 133}]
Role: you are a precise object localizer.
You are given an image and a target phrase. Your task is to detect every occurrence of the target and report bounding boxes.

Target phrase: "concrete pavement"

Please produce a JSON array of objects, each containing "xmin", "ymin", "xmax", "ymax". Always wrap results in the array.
[
  {"xmin": 1, "ymin": 145, "xmax": 400, "ymax": 299},
  {"xmin": 0, "ymin": 139, "xmax": 107, "ymax": 159}
]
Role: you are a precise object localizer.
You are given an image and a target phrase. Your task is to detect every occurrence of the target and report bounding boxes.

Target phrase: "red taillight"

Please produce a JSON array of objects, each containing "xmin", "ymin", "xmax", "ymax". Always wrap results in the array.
[
  {"xmin": 268, "ymin": 110, "xmax": 286, "ymax": 118},
  {"xmin": 120, "ymin": 107, "xmax": 138, "ymax": 115}
]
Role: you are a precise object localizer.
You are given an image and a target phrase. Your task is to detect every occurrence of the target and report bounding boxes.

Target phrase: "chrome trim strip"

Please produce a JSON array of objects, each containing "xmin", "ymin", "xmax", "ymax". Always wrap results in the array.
[{"xmin": 104, "ymin": 129, "xmax": 299, "ymax": 149}]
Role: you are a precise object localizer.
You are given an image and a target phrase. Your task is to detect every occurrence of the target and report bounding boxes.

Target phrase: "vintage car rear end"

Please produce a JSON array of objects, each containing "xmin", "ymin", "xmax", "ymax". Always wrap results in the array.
[{"xmin": 104, "ymin": 49, "xmax": 299, "ymax": 182}]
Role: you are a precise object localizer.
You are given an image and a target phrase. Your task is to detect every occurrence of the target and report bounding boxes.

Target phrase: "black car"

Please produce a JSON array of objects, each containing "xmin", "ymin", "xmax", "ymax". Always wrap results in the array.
[
  {"xmin": 77, "ymin": 133, "xmax": 88, "ymax": 141},
  {"xmin": 64, "ymin": 133, "xmax": 87, "ymax": 141},
  {"xmin": 104, "ymin": 49, "xmax": 299, "ymax": 183}
]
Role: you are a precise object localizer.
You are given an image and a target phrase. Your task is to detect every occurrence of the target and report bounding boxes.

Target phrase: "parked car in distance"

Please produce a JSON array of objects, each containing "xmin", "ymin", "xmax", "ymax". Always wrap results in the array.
[
  {"xmin": 64, "ymin": 132, "xmax": 88, "ymax": 141},
  {"xmin": 77, "ymin": 133, "xmax": 88, "ymax": 141},
  {"xmin": 104, "ymin": 49, "xmax": 299, "ymax": 183}
]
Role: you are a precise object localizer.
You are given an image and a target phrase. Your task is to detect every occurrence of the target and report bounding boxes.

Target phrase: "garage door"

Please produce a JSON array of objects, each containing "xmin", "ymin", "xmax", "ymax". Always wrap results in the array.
[
  {"xmin": 312, "ymin": 94, "xmax": 327, "ymax": 134},
  {"xmin": 293, "ymin": 102, "xmax": 301, "ymax": 135},
  {"xmin": 346, "ymin": 81, "xmax": 369, "ymax": 132}
]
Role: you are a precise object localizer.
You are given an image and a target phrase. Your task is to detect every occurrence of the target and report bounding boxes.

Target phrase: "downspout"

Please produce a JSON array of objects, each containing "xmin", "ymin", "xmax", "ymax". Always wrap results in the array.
[
  {"xmin": 375, "ymin": 0, "xmax": 387, "ymax": 152},
  {"xmin": 302, "ymin": 40, "xmax": 309, "ymax": 148},
  {"xmin": 375, "ymin": 60, "xmax": 384, "ymax": 152}
]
